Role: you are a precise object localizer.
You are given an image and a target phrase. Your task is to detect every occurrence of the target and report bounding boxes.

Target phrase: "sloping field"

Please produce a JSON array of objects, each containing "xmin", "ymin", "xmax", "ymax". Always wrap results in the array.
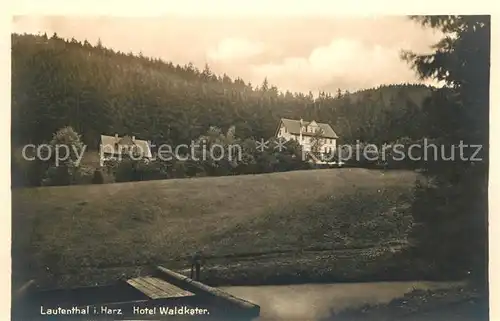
[{"xmin": 12, "ymin": 168, "xmax": 418, "ymax": 288}]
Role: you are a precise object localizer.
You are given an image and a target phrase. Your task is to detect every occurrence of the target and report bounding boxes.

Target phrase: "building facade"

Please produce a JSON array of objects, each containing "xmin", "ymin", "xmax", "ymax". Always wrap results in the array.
[
  {"xmin": 99, "ymin": 134, "xmax": 152, "ymax": 166},
  {"xmin": 275, "ymin": 118, "xmax": 338, "ymax": 155}
]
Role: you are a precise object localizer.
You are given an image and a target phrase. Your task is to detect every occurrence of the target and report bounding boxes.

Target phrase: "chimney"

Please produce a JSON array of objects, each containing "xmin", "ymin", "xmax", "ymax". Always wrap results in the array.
[{"xmin": 132, "ymin": 136, "xmax": 135, "ymax": 142}]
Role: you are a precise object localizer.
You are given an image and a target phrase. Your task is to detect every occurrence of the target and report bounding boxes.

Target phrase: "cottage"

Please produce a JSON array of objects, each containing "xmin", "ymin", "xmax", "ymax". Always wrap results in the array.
[
  {"xmin": 99, "ymin": 134, "xmax": 153, "ymax": 166},
  {"xmin": 275, "ymin": 118, "xmax": 339, "ymax": 163}
]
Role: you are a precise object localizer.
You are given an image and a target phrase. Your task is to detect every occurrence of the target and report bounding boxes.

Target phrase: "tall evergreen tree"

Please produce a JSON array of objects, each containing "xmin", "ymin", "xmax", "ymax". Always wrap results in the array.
[{"xmin": 403, "ymin": 15, "xmax": 490, "ymax": 291}]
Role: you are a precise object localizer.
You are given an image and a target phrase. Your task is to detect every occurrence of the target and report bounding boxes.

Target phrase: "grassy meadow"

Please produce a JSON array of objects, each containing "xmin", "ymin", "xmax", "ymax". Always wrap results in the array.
[{"xmin": 12, "ymin": 168, "xmax": 419, "ymax": 289}]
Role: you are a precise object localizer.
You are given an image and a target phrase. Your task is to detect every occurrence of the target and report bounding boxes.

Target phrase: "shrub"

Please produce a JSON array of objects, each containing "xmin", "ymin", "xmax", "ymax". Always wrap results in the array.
[
  {"xmin": 92, "ymin": 169, "xmax": 104, "ymax": 184},
  {"xmin": 135, "ymin": 161, "xmax": 168, "ymax": 181},
  {"xmin": 113, "ymin": 159, "xmax": 169, "ymax": 182},
  {"xmin": 42, "ymin": 166, "xmax": 73, "ymax": 186},
  {"xmin": 11, "ymin": 153, "xmax": 48, "ymax": 188},
  {"xmin": 114, "ymin": 159, "xmax": 138, "ymax": 182},
  {"xmin": 74, "ymin": 166, "xmax": 95, "ymax": 185}
]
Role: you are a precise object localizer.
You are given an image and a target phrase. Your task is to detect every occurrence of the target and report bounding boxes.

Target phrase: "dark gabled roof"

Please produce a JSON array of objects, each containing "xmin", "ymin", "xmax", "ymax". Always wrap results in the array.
[{"xmin": 279, "ymin": 118, "xmax": 339, "ymax": 139}]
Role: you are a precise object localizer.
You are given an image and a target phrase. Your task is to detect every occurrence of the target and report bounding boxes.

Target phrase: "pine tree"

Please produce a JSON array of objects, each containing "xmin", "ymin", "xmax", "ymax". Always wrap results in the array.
[{"xmin": 403, "ymin": 15, "xmax": 489, "ymax": 290}]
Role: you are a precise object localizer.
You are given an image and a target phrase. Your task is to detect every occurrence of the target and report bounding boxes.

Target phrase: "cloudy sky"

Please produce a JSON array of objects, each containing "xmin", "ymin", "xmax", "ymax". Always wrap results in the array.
[{"xmin": 12, "ymin": 15, "xmax": 443, "ymax": 94}]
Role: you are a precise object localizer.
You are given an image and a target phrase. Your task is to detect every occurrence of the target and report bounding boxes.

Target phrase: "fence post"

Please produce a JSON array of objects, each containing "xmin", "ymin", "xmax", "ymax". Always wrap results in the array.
[{"xmin": 190, "ymin": 251, "xmax": 202, "ymax": 281}]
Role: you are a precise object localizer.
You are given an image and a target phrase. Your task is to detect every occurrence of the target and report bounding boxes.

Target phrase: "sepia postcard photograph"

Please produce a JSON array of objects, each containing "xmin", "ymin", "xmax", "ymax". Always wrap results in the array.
[{"xmin": 9, "ymin": 4, "xmax": 492, "ymax": 321}]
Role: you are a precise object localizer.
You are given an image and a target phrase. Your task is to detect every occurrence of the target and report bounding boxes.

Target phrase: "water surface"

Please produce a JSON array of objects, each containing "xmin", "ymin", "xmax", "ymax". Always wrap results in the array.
[{"xmin": 221, "ymin": 281, "xmax": 461, "ymax": 320}]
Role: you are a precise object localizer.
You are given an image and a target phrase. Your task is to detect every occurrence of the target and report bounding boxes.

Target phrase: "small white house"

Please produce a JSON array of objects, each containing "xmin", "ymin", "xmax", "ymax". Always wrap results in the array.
[
  {"xmin": 99, "ymin": 134, "xmax": 153, "ymax": 166},
  {"xmin": 275, "ymin": 118, "xmax": 339, "ymax": 164}
]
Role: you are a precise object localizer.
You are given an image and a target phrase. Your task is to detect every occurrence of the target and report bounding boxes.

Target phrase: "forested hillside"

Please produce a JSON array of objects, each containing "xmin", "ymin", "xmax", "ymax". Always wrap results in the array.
[
  {"xmin": 12, "ymin": 32, "xmax": 432, "ymax": 147},
  {"xmin": 11, "ymin": 17, "xmax": 489, "ymax": 317}
]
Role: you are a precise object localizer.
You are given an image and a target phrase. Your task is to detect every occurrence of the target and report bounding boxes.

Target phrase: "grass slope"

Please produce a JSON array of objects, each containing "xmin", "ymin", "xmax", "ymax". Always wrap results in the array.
[{"xmin": 12, "ymin": 168, "xmax": 418, "ymax": 289}]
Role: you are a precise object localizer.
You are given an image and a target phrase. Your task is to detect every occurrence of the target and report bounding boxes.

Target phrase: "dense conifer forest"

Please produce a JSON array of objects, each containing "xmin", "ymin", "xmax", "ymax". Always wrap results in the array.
[{"xmin": 11, "ymin": 32, "xmax": 432, "ymax": 148}]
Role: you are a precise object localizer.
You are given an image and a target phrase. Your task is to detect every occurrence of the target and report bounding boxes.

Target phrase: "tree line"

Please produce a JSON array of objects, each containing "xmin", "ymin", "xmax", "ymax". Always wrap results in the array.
[
  {"xmin": 11, "ymin": 31, "xmax": 435, "ymax": 187},
  {"xmin": 11, "ymin": 32, "xmax": 431, "ymax": 150}
]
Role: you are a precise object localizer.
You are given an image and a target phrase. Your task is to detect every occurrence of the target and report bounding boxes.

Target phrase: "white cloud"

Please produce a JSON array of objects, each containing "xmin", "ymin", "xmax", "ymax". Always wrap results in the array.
[
  {"xmin": 207, "ymin": 37, "xmax": 265, "ymax": 62},
  {"xmin": 250, "ymin": 38, "xmax": 429, "ymax": 93}
]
